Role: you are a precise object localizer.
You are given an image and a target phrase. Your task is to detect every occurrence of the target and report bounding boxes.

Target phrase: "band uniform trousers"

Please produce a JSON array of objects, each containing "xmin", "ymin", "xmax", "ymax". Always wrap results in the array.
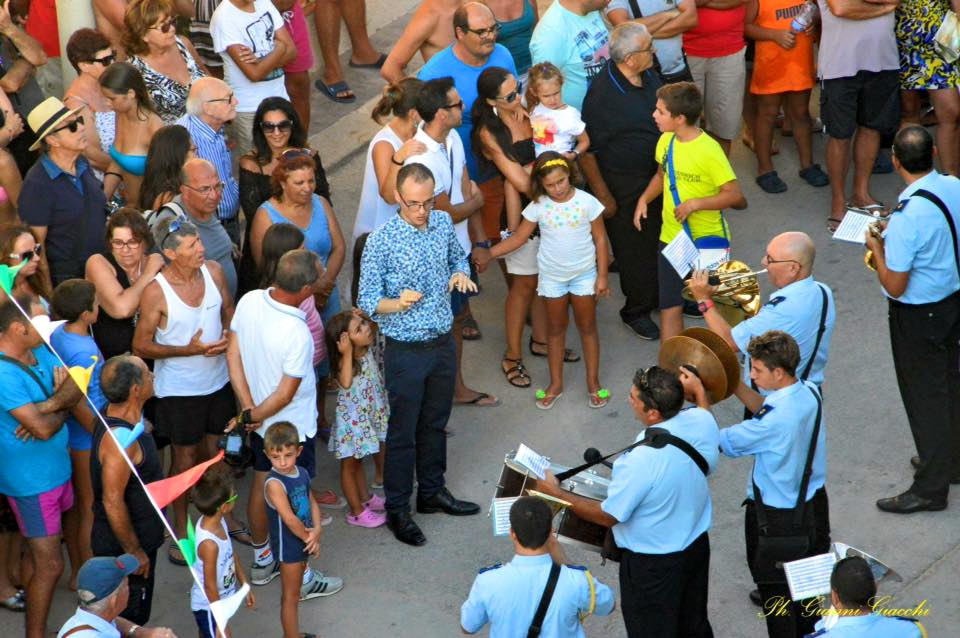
[
  {"xmin": 744, "ymin": 488, "xmax": 831, "ymax": 638},
  {"xmin": 888, "ymin": 294, "xmax": 960, "ymax": 499},
  {"xmin": 619, "ymin": 531, "xmax": 713, "ymax": 638},
  {"xmin": 382, "ymin": 333, "xmax": 456, "ymax": 513},
  {"xmin": 601, "ymin": 171, "xmax": 663, "ymax": 324}
]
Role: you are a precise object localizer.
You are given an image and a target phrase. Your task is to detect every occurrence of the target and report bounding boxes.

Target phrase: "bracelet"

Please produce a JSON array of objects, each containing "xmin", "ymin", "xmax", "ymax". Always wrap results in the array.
[
  {"xmin": 472, "ymin": 240, "xmax": 491, "ymax": 249},
  {"xmin": 390, "ymin": 154, "xmax": 403, "ymax": 166},
  {"xmin": 127, "ymin": 625, "xmax": 140, "ymax": 638}
]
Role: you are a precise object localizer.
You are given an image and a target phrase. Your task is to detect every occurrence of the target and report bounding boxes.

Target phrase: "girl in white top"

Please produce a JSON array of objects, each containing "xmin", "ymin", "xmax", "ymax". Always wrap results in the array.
[
  {"xmin": 489, "ymin": 153, "xmax": 611, "ymax": 411},
  {"xmin": 526, "ymin": 62, "xmax": 590, "ymax": 159}
]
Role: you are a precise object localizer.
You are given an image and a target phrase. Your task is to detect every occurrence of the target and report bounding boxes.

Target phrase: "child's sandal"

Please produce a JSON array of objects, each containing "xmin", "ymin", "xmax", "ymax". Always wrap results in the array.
[
  {"xmin": 588, "ymin": 389, "xmax": 610, "ymax": 409},
  {"xmin": 535, "ymin": 389, "xmax": 563, "ymax": 410}
]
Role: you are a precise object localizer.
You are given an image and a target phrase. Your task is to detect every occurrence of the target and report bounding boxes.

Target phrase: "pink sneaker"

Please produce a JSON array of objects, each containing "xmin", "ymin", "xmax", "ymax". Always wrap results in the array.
[
  {"xmin": 363, "ymin": 493, "xmax": 386, "ymax": 512},
  {"xmin": 346, "ymin": 508, "xmax": 386, "ymax": 528}
]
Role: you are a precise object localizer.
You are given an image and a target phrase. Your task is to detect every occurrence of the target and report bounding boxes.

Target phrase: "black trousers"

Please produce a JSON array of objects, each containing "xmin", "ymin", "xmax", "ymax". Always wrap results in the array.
[
  {"xmin": 118, "ymin": 548, "xmax": 158, "ymax": 625},
  {"xmin": 383, "ymin": 333, "xmax": 455, "ymax": 513},
  {"xmin": 888, "ymin": 294, "xmax": 960, "ymax": 499},
  {"xmin": 620, "ymin": 532, "xmax": 713, "ymax": 638},
  {"xmin": 744, "ymin": 488, "xmax": 831, "ymax": 638},
  {"xmin": 602, "ymin": 172, "xmax": 663, "ymax": 323}
]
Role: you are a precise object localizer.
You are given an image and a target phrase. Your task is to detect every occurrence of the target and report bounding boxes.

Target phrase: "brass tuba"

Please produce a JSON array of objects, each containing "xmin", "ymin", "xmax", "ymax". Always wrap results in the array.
[
  {"xmin": 864, "ymin": 221, "xmax": 885, "ymax": 271},
  {"xmin": 681, "ymin": 260, "xmax": 763, "ymax": 327}
]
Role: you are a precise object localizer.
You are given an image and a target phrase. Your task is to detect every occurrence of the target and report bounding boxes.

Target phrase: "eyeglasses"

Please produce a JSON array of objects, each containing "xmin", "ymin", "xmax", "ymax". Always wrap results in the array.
[
  {"xmin": 280, "ymin": 147, "xmax": 312, "ymax": 160},
  {"xmin": 183, "ymin": 181, "xmax": 225, "ymax": 196},
  {"xmin": 110, "ymin": 238, "xmax": 142, "ymax": 251},
  {"xmin": 495, "ymin": 90, "xmax": 518, "ymax": 103},
  {"xmin": 9, "ymin": 244, "xmax": 42, "ymax": 262},
  {"xmin": 762, "ymin": 253, "xmax": 800, "ymax": 266},
  {"xmin": 631, "ymin": 46, "xmax": 656, "ymax": 56},
  {"xmin": 160, "ymin": 218, "xmax": 183, "ymax": 250},
  {"xmin": 261, "ymin": 120, "xmax": 293, "ymax": 133},
  {"xmin": 88, "ymin": 53, "xmax": 116, "ymax": 66},
  {"xmin": 51, "ymin": 116, "xmax": 85, "ymax": 135},
  {"xmin": 398, "ymin": 193, "xmax": 435, "ymax": 212},
  {"xmin": 440, "ymin": 101, "xmax": 464, "ymax": 111},
  {"xmin": 149, "ymin": 17, "xmax": 177, "ymax": 33},
  {"xmin": 206, "ymin": 92, "xmax": 234, "ymax": 104},
  {"xmin": 465, "ymin": 23, "xmax": 500, "ymax": 38},
  {"xmin": 189, "ymin": 145, "xmax": 198, "ymax": 155},
  {"xmin": 224, "ymin": 493, "xmax": 239, "ymax": 506}
]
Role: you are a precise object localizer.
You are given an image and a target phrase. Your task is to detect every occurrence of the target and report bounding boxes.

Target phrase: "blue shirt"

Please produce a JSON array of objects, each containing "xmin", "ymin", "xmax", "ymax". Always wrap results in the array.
[
  {"xmin": 883, "ymin": 170, "xmax": 960, "ymax": 304},
  {"xmin": 57, "ymin": 607, "xmax": 122, "ymax": 638},
  {"xmin": 811, "ymin": 613, "xmax": 923, "ymax": 637},
  {"xmin": 358, "ymin": 210, "xmax": 470, "ymax": 342},
  {"xmin": 177, "ymin": 114, "xmax": 240, "ymax": 221},
  {"xmin": 49, "ymin": 326, "xmax": 106, "ymax": 438},
  {"xmin": 418, "ymin": 44, "xmax": 517, "ymax": 180},
  {"xmin": 601, "ymin": 407, "xmax": 719, "ymax": 554},
  {"xmin": 719, "ymin": 380, "xmax": 826, "ymax": 508},
  {"xmin": 0, "ymin": 346, "xmax": 70, "ymax": 497},
  {"xmin": 731, "ymin": 277, "xmax": 835, "ymax": 386},
  {"xmin": 460, "ymin": 554, "xmax": 615, "ymax": 637}
]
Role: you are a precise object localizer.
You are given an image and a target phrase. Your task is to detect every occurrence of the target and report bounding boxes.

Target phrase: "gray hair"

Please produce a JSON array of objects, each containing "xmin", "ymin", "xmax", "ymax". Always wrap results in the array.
[
  {"xmin": 79, "ymin": 593, "xmax": 113, "ymax": 614},
  {"xmin": 610, "ymin": 22, "xmax": 651, "ymax": 63},
  {"xmin": 153, "ymin": 216, "xmax": 199, "ymax": 253},
  {"xmin": 275, "ymin": 249, "xmax": 322, "ymax": 293},
  {"xmin": 185, "ymin": 77, "xmax": 225, "ymax": 117}
]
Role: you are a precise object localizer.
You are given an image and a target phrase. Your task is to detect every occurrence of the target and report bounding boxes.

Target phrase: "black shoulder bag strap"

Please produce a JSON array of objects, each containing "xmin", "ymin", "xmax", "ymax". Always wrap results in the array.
[
  {"xmin": 913, "ymin": 188, "xmax": 960, "ymax": 277},
  {"xmin": 799, "ymin": 284, "xmax": 829, "ymax": 382},
  {"xmin": 0, "ymin": 353, "xmax": 52, "ymax": 399},
  {"xmin": 644, "ymin": 427, "xmax": 710, "ymax": 476},
  {"xmin": 527, "ymin": 562, "xmax": 562, "ymax": 637},
  {"xmin": 628, "ymin": 0, "xmax": 643, "ymax": 17}
]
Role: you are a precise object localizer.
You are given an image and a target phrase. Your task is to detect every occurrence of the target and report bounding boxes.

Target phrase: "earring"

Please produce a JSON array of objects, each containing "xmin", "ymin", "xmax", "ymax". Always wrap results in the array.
[{"xmin": 493, "ymin": 106, "xmax": 499, "ymax": 117}]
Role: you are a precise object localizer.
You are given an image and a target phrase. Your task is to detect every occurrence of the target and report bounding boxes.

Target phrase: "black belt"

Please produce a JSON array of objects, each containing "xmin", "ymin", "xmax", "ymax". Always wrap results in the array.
[
  {"xmin": 887, "ymin": 289, "xmax": 960, "ymax": 309},
  {"xmin": 385, "ymin": 332, "xmax": 451, "ymax": 350}
]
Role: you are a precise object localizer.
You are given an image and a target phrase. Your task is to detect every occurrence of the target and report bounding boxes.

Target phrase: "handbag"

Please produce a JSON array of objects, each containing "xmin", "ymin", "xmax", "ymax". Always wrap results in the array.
[
  {"xmin": 935, "ymin": 10, "xmax": 960, "ymax": 63},
  {"xmin": 751, "ymin": 387, "xmax": 823, "ymax": 584},
  {"xmin": 665, "ymin": 134, "xmax": 731, "ymax": 270}
]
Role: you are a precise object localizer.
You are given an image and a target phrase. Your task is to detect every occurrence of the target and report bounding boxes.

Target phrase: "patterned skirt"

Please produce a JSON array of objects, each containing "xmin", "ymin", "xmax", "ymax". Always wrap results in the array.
[{"xmin": 897, "ymin": 0, "xmax": 960, "ymax": 89}]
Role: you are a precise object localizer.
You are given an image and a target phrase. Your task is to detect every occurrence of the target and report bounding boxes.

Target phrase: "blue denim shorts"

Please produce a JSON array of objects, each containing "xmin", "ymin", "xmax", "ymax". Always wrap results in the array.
[{"xmin": 537, "ymin": 268, "xmax": 597, "ymax": 298}]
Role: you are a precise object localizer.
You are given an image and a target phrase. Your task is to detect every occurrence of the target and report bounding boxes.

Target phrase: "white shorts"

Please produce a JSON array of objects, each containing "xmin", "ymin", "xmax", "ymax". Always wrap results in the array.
[{"xmin": 505, "ymin": 236, "xmax": 540, "ymax": 276}]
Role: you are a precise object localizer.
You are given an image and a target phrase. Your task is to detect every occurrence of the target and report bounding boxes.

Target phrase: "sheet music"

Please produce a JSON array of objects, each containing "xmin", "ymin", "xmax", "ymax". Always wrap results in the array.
[
  {"xmin": 662, "ymin": 232, "xmax": 699, "ymax": 278},
  {"xmin": 492, "ymin": 496, "xmax": 520, "ymax": 536},
  {"xmin": 832, "ymin": 210, "xmax": 877, "ymax": 244},
  {"xmin": 784, "ymin": 553, "xmax": 836, "ymax": 601},
  {"xmin": 514, "ymin": 443, "xmax": 549, "ymax": 480},
  {"xmin": 697, "ymin": 248, "xmax": 730, "ymax": 271}
]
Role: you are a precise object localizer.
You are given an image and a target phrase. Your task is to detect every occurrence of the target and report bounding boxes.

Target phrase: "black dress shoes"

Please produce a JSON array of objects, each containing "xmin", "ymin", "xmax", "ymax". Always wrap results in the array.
[
  {"xmin": 876, "ymin": 491, "xmax": 947, "ymax": 514},
  {"xmin": 910, "ymin": 455, "xmax": 922, "ymax": 470},
  {"xmin": 748, "ymin": 589, "xmax": 762, "ymax": 607},
  {"xmin": 386, "ymin": 511, "xmax": 426, "ymax": 546},
  {"xmin": 417, "ymin": 487, "xmax": 480, "ymax": 516}
]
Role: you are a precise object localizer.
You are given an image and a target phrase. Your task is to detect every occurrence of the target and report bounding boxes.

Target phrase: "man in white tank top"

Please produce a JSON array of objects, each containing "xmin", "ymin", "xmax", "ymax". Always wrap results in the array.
[{"xmin": 132, "ymin": 217, "xmax": 244, "ymax": 566}]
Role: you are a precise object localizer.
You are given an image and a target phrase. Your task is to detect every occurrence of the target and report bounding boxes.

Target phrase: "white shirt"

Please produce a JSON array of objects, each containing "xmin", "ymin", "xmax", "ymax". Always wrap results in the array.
[
  {"xmin": 190, "ymin": 517, "xmax": 237, "ymax": 611},
  {"xmin": 230, "ymin": 289, "xmax": 317, "ymax": 440},
  {"xmin": 211, "ymin": 0, "xmax": 290, "ymax": 112},
  {"xmin": 405, "ymin": 127, "xmax": 471, "ymax": 254},
  {"xmin": 521, "ymin": 188, "xmax": 604, "ymax": 280},
  {"xmin": 530, "ymin": 103, "xmax": 586, "ymax": 156}
]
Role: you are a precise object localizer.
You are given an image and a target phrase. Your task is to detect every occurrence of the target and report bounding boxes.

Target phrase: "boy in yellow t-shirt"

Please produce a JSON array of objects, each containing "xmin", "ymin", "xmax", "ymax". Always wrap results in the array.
[{"xmin": 634, "ymin": 82, "xmax": 747, "ymax": 342}]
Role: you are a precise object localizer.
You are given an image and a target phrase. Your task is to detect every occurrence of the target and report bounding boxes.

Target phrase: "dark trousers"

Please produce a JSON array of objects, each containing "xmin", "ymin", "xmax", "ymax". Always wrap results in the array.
[
  {"xmin": 744, "ymin": 488, "xmax": 831, "ymax": 638},
  {"xmin": 602, "ymin": 175, "xmax": 663, "ymax": 323},
  {"xmin": 620, "ymin": 532, "xmax": 713, "ymax": 638},
  {"xmin": 383, "ymin": 333, "xmax": 455, "ymax": 513},
  {"xmin": 118, "ymin": 547, "xmax": 157, "ymax": 624},
  {"xmin": 888, "ymin": 295, "xmax": 960, "ymax": 499}
]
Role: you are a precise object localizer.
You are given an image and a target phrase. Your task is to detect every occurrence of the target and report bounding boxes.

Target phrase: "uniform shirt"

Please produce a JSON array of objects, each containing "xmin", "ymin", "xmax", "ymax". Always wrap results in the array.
[
  {"xmin": 357, "ymin": 211, "xmax": 470, "ymax": 342},
  {"xmin": 460, "ymin": 553, "xmax": 615, "ymax": 637},
  {"xmin": 810, "ymin": 613, "xmax": 922, "ymax": 637},
  {"xmin": 731, "ymin": 276, "xmax": 835, "ymax": 386},
  {"xmin": 56, "ymin": 607, "xmax": 121, "ymax": 638},
  {"xmin": 177, "ymin": 114, "xmax": 241, "ymax": 222},
  {"xmin": 719, "ymin": 380, "xmax": 826, "ymax": 508},
  {"xmin": 883, "ymin": 170, "xmax": 960, "ymax": 305},
  {"xmin": 405, "ymin": 127, "xmax": 470, "ymax": 254},
  {"xmin": 601, "ymin": 407, "xmax": 719, "ymax": 554}
]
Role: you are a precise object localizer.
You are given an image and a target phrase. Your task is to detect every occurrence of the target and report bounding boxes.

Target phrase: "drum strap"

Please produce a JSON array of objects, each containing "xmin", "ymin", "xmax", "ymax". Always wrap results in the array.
[
  {"xmin": 644, "ymin": 428, "xmax": 709, "ymax": 476},
  {"xmin": 527, "ymin": 562, "xmax": 561, "ymax": 637}
]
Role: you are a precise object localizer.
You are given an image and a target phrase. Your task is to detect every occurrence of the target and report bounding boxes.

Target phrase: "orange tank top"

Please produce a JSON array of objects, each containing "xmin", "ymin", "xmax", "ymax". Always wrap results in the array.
[{"xmin": 750, "ymin": 0, "xmax": 816, "ymax": 94}]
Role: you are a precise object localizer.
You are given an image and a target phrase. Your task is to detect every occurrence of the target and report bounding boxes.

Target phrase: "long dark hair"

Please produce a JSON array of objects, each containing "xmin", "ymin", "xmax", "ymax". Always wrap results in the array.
[
  {"xmin": 99, "ymin": 61, "xmax": 157, "ymax": 117},
  {"xmin": 250, "ymin": 97, "xmax": 307, "ymax": 167},
  {"xmin": 258, "ymin": 223, "xmax": 305, "ymax": 289},
  {"xmin": 530, "ymin": 151, "xmax": 579, "ymax": 202},
  {"xmin": 324, "ymin": 310, "xmax": 362, "ymax": 381},
  {"xmin": 471, "ymin": 67, "xmax": 518, "ymax": 165},
  {"xmin": 0, "ymin": 224, "xmax": 51, "ymax": 300},
  {"xmin": 139, "ymin": 125, "xmax": 192, "ymax": 210}
]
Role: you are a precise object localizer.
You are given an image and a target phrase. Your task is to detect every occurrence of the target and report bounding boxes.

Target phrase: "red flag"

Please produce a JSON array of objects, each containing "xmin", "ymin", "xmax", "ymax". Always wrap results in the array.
[{"xmin": 145, "ymin": 451, "xmax": 224, "ymax": 508}]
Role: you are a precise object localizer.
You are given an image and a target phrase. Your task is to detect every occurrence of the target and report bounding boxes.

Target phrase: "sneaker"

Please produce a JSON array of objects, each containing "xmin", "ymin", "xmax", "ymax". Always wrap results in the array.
[
  {"xmin": 346, "ymin": 508, "xmax": 386, "ymax": 528},
  {"xmin": 363, "ymin": 493, "xmax": 386, "ymax": 512},
  {"xmin": 624, "ymin": 316, "xmax": 660, "ymax": 340},
  {"xmin": 682, "ymin": 299, "xmax": 702, "ymax": 319},
  {"xmin": 320, "ymin": 511, "xmax": 333, "ymax": 527},
  {"xmin": 299, "ymin": 570, "xmax": 344, "ymax": 601},
  {"xmin": 251, "ymin": 560, "xmax": 280, "ymax": 586}
]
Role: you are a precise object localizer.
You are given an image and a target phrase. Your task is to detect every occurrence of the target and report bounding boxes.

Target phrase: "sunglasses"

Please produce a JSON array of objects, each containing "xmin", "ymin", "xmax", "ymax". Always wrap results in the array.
[
  {"xmin": 465, "ymin": 23, "xmax": 500, "ymax": 38},
  {"xmin": 9, "ymin": 244, "xmax": 42, "ymax": 262},
  {"xmin": 149, "ymin": 17, "xmax": 177, "ymax": 33},
  {"xmin": 89, "ymin": 53, "xmax": 116, "ymax": 66},
  {"xmin": 495, "ymin": 90, "xmax": 518, "ymax": 103},
  {"xmin": 261, "ymin": 120, "xmax": 293, "ymax": 133},
  {"xmin": 51, "ymin": 116, "xmax": 85, "ymax": 135},
  {"xmin": 440, "ymin": 100, "xmax": 464, "ymax": 111},
  {"xmin": 634, "ymin": 366, "xmax": 661, "ymax": 412},
  {"xmin": 224, "ymin": 493, "xmax": 239, "ymax": 506}
]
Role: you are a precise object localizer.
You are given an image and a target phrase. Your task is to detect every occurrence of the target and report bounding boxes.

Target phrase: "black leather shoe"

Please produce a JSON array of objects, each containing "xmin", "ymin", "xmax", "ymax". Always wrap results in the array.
[
  {"xmin": 910, "ymin": 455, "xmax": 922, "ymax": 470},
  {"xmin": 386, "ymin": 511, "xmax": 426, "ymax": 546},
  {"xmin": 417, "ymin": 487, "xmax": 480, "ymax": 516},
  {"xmin": 748, "ymin": 589, "xmax": 762, "ymax": 607},
  {"xmin": 876, "ymin": 491, "xmax": 947, "ymax": 514}
]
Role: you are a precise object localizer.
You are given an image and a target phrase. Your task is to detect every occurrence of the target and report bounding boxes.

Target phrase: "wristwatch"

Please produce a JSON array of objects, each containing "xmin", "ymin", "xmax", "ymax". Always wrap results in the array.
[
  {"xmin": 697, "ymin": 299, "xmax": 715, "ymax": 314},
  {"xmin": 473, "ymin": 240, "xmax": 492, "ymax": 249}
]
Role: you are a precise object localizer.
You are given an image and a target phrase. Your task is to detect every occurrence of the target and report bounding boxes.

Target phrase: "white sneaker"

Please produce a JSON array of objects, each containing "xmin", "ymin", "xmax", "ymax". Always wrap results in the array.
[
  {"xmin": 251, "ymin": 560, "xmax": 280, "ymax": 586},
  {"xmin": 299, "ymin": 570, "xmax": 343, "ymax": 601}
]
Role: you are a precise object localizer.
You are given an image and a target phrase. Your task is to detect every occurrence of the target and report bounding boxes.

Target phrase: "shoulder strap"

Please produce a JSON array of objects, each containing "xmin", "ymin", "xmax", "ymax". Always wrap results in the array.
[
  {"xmin": 644, "ymin": 427, "xmax": 710, "ymax": 476},
  {"xmin": 60, "ymin": 625, "xmax": 97, "ymax": 638},
  {"xmin": 527, "ymin": 562, "xmax": 561, "ymax": 637},
  {"xmin": 628, "ymin": 0, "xmax": 643, "ymax": 17},
  {"xmin": 913, "ymin": 188, "xmax": 960, "ymax": 277},
  {"xmin": 665, "ymin": 134, "xmax": 681, "ymax": 208},
  {"xmin": 0, "ymin": 353, "xmax": 52, "ymax": 399},
  {"xmin": 799, "ymin": 284, "xmax": 829, "ymax": 381}
]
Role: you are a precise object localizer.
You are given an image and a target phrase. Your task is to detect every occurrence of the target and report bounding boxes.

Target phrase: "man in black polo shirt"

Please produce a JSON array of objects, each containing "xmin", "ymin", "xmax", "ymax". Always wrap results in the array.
[
  {"xmin": 581, "ymin": 23, "xmax": 663, "ymax": 341},
  {"xmin": 19, "ymin": 97, "xmax": 108, "ymax": 287}
]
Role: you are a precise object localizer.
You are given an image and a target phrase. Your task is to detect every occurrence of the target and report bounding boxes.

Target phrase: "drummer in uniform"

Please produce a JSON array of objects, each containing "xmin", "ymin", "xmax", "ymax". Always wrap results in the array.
[
  {"xmin": 808, "ymin": 557, "xmax": 924, "ymax": 637},
  {"xmin": 460, "ymin": 496, "xmax": 615, "ymax": 637},
  {"xmin": 537, "ymin": 366, "xmax": 719, "ymax": 638}
]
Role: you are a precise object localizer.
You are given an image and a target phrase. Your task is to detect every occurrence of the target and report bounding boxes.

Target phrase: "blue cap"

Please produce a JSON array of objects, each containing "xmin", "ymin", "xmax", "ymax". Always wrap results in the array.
[{"xmin": 77, "ymin": 554, "xmax": 139, "ymax": 604}]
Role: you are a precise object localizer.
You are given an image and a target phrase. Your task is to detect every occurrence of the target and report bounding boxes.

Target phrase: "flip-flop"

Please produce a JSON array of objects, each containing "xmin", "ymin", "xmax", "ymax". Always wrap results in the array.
[
  {"xmin": 454, "ymin": 392, "xmax": 500, "ymax": 407},
  {"xmin": 348, "ymin": 53, "xmax": 387, "ymax": 69},
  {"xmin": 228, "ymin": 526, "xmax": 254, "ymax": 547},
  {"xmin": 827, "ymin": 216, "xmax": 845, "ymax": 232},
  {"xmin": 535, "ymin": 390, "xmax": 562, "ymax": 410},
  {"xmin": 588, "ymin": 389, "xmax": 611, "ymax": 409},
  {"xmin": 314, "ymin": 78, "xmax": 356, "ymax": 104},
  {"xmin": 168, "ymin": 542, "xmax": 187, "ymax": 567}
]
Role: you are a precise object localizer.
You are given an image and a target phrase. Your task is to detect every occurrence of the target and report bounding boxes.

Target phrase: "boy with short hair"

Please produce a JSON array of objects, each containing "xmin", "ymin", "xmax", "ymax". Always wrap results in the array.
[
  {"xmin": 634, "ymin": 81, "xmax": 748, "ymax": 342},
  {"xmin": 262, "ymin": 422, "xmax": 342, "ymax": 638},
  {"xmin": 191, "ymin": 469, "xmax": 255, "ymax": 638}
]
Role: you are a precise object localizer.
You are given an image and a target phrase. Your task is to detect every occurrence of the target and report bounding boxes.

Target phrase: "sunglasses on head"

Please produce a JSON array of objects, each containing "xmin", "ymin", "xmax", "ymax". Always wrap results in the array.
[
  {"xmin": 261, "ymin": 119, "xmax": 293, "ymax": 133},
  {"xmin": 280, "ymin": 147, "xmax": 312, "ymax": 160},
  {"xmin": 51, "ymin": 116, "xmax": 85, "ymax": 135},
  {"xmin": 150, "ymin": 17, "xmax": 177, "ymax": 33},
  {"xmin": 9, "ymin": 244, "xmax": 42, "ymax": 262},
  {"xmin": 89, "ymin": 53, "xmax": 116, "ymax": 67},
  {"xmin": 160, "ymin": 218, "xmax": 183, "ymax": 250}
]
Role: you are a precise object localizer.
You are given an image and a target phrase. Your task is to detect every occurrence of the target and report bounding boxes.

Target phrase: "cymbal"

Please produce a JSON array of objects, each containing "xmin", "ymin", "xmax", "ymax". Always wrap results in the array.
[
  {"xmin": 682, "ymin": 327, "xmax": 741, "ymax": 398},
  {"xmin": 659, "ymin": 335, "xmax": 728, "ymax": 403}
]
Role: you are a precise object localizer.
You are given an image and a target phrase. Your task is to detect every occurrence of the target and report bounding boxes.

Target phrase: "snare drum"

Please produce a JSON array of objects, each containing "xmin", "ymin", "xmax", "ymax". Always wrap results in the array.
[
  {"xmin": 495, "ymin": 452, "xmax": 569, "ymax": 498},
  {"xmin": 555, "ymin": 468, "xmax": 611, "ymax": 554}
]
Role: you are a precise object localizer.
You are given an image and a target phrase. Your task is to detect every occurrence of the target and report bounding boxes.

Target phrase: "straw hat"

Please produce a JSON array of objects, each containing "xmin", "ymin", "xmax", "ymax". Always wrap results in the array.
[{"xmin": 27, "ymin": 97, "xmax": 83, "ymax": 151}]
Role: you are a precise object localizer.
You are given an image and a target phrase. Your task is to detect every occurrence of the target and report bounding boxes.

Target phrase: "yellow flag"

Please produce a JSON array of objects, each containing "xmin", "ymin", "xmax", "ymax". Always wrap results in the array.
[{"xmin": 68, "ymin": 356, "xmax": 98, "ymax": 395}]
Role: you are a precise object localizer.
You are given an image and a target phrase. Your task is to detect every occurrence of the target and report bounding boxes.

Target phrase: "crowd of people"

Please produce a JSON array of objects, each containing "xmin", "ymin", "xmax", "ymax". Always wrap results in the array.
[{"xmin": 0, "ymin": 0, "xmax": 955, "ymax": 636}]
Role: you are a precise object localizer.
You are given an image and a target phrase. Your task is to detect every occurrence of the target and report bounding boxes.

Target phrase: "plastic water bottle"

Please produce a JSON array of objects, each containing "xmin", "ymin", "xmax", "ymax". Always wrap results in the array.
[{"xmin": 791, "ymin": 1, "xmax": 818, "ymax": 32}]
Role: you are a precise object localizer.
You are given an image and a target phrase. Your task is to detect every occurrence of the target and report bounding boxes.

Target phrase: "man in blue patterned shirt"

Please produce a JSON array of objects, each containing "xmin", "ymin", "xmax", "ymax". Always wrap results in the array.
[{"xmin": 358, "ymin": 163, "xmax": 482, "ymax": 546}]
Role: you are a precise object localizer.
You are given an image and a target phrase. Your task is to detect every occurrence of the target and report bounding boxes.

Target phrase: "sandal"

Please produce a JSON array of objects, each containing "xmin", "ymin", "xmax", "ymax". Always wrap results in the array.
[
  {"xmin": 528, "ymin": 338, "xmax": 581, "ymax": 363},
  {"xmin": 0, "ymin": 590, "xmax": 24, "ymax": 612},
  {"xmin": 756, "ymin": 171, "xmax": 787, "ymax": 194},
  {"xmin": 462, "ymin": 315, "xmax": 482, "ymax": 340},
  {"xmin": 588, "ymin": 389, "xmax": 611, "ymax": 409},
  {"xmin": 454, "ymin": 392, "xmax": 500, "ymax": 407},
  {"xmin": 168, "ymin": 542, "xmax": 187, "ymax": 567},
  {"xmin": 314, "ymin": 78, "xmax": 356, "ymax": 104},
  {"xmin": 228, "ymin": 526, "xmax": 254, "ymax": 547},
  {"xmin": 827, "ymin": 216, "xmax": 845, "ymax": 232},
  {"xmin": 501, "ymin": 357, "xmax": 532, "ymax": 388},
  {"xmin": 535, "ymin": 390, "xmax": 563, "ymax": 410}
]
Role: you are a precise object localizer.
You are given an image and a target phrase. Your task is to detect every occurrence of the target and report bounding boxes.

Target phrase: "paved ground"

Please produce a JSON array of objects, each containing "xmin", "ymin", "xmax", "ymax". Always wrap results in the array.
[{"xmin": 4, "ymin": 3, "xmax": 959, "ymax": 637}]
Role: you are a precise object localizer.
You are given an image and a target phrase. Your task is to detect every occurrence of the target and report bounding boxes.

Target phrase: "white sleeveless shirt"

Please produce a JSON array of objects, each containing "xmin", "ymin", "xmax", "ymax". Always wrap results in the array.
[
  {"xmin": 189, "ymin": 517, "xmax": 237, "ymax": 611},
  {"xmin": 153, "ymin": 264, "xmax": 229, "ymax": 398},
  {"xmin": 353, "ymin": 124, "xmax": 403, "ymax": 242}
]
